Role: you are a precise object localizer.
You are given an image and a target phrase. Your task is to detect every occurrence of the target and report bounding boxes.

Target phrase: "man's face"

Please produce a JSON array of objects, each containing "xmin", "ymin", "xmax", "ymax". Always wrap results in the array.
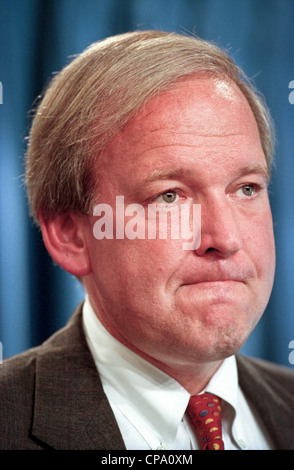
[{"xmin": 83, "ymin": 78, "xmax": 275, "ymax": 371}]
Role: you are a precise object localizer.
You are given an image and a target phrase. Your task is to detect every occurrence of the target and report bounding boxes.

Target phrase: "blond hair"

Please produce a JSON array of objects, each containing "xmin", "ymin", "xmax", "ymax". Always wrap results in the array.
[{"xmin": 25, "ymin": 30, "xmax": 274, "ymax": 224}]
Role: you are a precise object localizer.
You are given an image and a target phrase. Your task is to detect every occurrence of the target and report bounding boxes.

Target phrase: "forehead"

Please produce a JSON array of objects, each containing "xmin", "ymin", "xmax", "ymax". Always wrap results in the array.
[
  {"xmin": 102, "ymin": 77, "xmax": 264, "ymax": 180},
  {"xmin": 113, "ymin": 77, "xmax": 259, "ymax": 146}
]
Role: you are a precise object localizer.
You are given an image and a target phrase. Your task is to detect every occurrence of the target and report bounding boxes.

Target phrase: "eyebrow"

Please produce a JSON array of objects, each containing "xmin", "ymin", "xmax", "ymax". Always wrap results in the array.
[
  {"xmin": 237, "ymin": 163, "xmax": 271, "ymax": 184},
  {"xmin": 143, "ymin": 163, "xmax": 271, "ymax": 186},
  {"xmin": 143, "ymin": 167, "xmax": 189, "ymax": 185}
]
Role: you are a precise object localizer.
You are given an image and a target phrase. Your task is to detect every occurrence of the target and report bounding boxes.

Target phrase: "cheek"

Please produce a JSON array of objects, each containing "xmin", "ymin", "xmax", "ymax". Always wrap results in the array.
[
  {"xmin": 245, "ymin": 210, "xmax": 276, "ymax": 284},
  {"xmin": 88, "ymin": 236, "xmax": 181, "ymax": 296}
]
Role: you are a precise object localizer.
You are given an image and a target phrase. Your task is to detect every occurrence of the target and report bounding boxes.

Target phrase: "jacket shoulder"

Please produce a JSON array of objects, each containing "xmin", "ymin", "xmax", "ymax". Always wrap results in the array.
[
  {"xmin": 0, "ymin": 347, "xmax": 44, "ymax": 449},
  {"xmin": 0, "ymin": 346, "xmax": 38, "ymax": 393},
  {"xmin": 237, "ymin": 354, "xmax": 294, "ymax": 408},
  {"xmin": 0, "ymin": 304, "xmax": 84, "ymax": 449},
  {"xmin": 237, "ymin": 354, "xmax": 294, "ymax": 388}
]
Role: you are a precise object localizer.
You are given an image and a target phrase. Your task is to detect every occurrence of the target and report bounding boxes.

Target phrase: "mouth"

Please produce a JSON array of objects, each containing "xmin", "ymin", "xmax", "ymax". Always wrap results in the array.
[
  {"xmin": 183, "ymin": 274, "xmax": 247, "ymax": 285},
  {"xmin": 180, "ymin": 267, "xmax": 254, "ymax": 290},
  {"xmin": 184, "ymin": 279, "xmax": 246, "ymax": 292},
  {"xmin": 175, "ymin": 261, "xmax": 255, "ymax": 294},
  {"xmin": 180, "ymin": 261, "xmax": 255, "ymax": 284},
  {"xmin": 183, "ymin": 278, "xmax": 245, "ymax": 289}
]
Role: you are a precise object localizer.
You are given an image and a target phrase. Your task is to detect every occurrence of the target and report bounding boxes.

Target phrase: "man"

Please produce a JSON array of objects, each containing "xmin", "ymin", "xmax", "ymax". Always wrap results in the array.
[{"xmin": 1, "ymin": 30, "xmax": 294, "ymax": 450}]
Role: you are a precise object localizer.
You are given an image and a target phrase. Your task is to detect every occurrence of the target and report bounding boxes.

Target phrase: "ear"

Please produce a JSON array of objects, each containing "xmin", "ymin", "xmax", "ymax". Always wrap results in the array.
[{"xmin": 39, "ymin": 212, "xmax": 91, "ymax": 277}]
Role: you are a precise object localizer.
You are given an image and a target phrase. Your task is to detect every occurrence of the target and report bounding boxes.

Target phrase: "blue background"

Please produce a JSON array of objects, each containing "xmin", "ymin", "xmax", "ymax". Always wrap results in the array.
[{"xmin": 0, "ymin": 0, "xmax": 294, "ymax": 366}]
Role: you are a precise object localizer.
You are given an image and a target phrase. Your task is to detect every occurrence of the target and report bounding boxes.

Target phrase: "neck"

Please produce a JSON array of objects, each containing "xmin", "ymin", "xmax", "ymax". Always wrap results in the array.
[
  {"xmin": 98, "ymin": 318, "xmax": 224, "ymax": 394},
  {"xmin": 159, "ymin": 361, "xmax": 224, "ymax": 395},
  {"xmin": 127, "ymin": 347, "xmax": 224, "ymax": 395}
]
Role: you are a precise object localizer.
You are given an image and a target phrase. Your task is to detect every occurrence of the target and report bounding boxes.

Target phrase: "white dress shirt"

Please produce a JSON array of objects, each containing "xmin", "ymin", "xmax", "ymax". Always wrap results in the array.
[{"xmin": 82, "ymin": 296, "xmax": 273, "ymax": 450}]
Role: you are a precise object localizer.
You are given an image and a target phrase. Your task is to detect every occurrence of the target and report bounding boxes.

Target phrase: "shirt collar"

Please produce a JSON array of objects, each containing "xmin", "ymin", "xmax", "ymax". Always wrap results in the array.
[{"xmin": 205, "ymin": 355, "xmax": 239, "ymax": 411}]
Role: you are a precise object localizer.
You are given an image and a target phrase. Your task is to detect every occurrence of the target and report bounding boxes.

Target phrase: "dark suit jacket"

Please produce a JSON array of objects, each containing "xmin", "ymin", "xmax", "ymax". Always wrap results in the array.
[{"xmin": 1, "ymin": 303, "xmax": 294, "ymax": 450}]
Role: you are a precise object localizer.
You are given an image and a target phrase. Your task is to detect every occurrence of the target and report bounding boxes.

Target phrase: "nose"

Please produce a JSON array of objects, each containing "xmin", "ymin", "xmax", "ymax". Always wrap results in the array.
[{"xmin": 195, "ymin": 194, "xmax": 242, "ymax": 258}]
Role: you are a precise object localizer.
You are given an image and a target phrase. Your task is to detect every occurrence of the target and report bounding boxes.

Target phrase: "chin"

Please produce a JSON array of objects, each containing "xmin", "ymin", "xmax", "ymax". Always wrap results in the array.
[{"xmin": 184, "ymin": 315, "xmax": 258, "ymax": 363}]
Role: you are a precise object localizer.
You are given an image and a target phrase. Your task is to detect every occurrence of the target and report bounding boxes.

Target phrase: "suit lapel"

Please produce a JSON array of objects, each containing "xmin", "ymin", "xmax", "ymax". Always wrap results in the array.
[
  {"xmin": 237, "ymin": 355, "xmax": 294, "ymax": 450},
  {"xmin": 31, "ymin": 304, "xmax": 125, "ymax": 450}
]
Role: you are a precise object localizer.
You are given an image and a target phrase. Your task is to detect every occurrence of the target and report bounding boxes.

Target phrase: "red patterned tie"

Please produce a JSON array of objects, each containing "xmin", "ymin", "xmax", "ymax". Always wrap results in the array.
[{"xmin": 187, "ymin": 392, "xmax": 224, "ymax": 450}]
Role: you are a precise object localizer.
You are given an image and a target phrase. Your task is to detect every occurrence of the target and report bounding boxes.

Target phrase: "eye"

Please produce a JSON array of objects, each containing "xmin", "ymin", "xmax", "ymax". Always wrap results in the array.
[
  {"xmin": 156, "ymin": 191, "xmax": 178, "ymax": 204},
  {"xmin": 239, "ymin": 184, "xmax": 256, "ymax": 197}
]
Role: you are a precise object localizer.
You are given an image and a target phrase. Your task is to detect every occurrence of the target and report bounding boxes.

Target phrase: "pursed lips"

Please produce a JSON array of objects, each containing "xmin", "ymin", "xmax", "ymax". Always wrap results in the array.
[{"xmin": 180, "ymin": 266, "xmax": 255, "ymax": 286}]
